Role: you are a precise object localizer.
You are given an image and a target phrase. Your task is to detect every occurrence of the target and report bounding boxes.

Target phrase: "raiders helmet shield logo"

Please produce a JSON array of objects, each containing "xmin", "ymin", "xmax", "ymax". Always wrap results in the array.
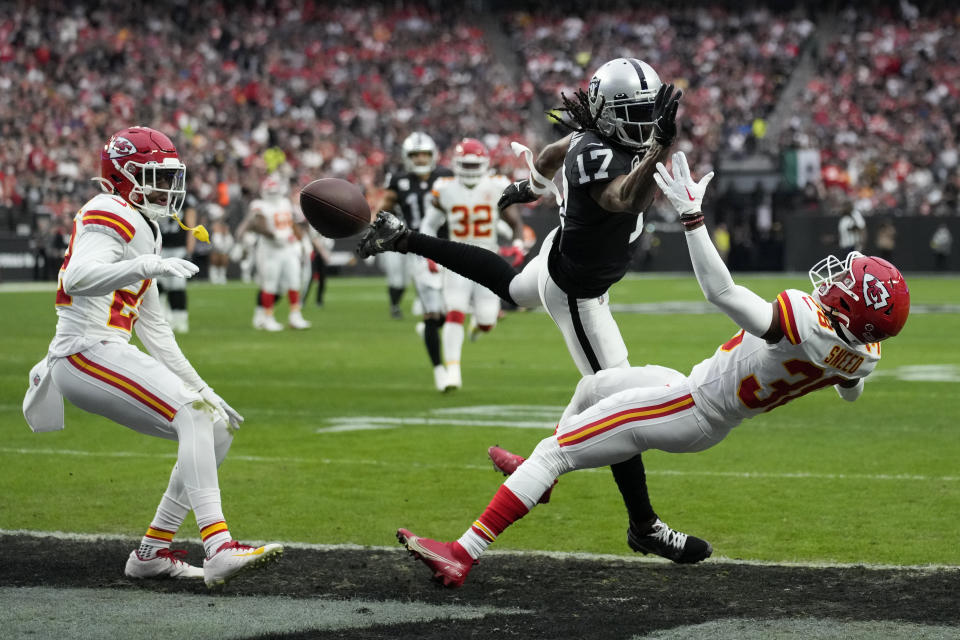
[
  {"xmin": 108, "ymin": 136, "xmax": 137, "ymax": 159},
  {"xmin": 588, "ymin": 77, "xmax": 600, "ymax": 102},
  {"xmin": 862, "ymin": 273, "xmax": 891, "ymax": 309}
]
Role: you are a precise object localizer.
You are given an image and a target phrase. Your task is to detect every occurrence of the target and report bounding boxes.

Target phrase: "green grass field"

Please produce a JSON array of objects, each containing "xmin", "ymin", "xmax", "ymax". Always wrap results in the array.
[{"xmin": 2, "ymin": 274, "xmax": 958, "ymax": 567}]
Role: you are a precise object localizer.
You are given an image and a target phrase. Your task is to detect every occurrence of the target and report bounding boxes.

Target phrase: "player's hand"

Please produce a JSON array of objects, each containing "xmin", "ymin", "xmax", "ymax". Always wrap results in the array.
[
  {"xmin": 651, "ymin": 83, "xmax": 682, "ymax": 147},
  {"xmin": 497, "ymin": 179, "xmax": 540, "ymax": 210},
  {"xmin": 498, "ymin": 241, "xmax": 526, "ymax": 268},
  {"xmin": 139, "ymin": 255, "xmax": 200, "ymax": 279},
  {"xmin": 653, "ymin": 151, "xmax": 714, "ymax": 217},
  {"xmin": 199, "ymin": 386, "xmax": 244, "ymax": 432}
]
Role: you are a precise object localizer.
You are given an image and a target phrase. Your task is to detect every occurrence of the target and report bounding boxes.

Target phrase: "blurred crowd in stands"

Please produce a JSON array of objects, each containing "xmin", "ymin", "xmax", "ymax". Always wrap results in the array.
[
  {"xmin": 1, "ymin": 0, "xmax": 957, "ymax": 278},
  {"xmin": 0, "ymin": 0, "xmax": 536, "ymax": 237},
  {"xmin": 504, "ymin": 5, "xmax": 815, "ymax": 172},
  {"xmin": 781, "ymin": 3, "xmax": 960, "ymax": 218}
]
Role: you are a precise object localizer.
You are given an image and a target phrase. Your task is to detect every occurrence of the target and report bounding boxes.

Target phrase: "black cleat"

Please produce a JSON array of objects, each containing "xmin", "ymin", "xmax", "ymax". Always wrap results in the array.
[
  {"xmin": 627, "ymin": 518, "xmax": 712, "ymax": 564},
  {"xmin": 356, "ymin": 211, "xmax": 409, "ymax": 258}
]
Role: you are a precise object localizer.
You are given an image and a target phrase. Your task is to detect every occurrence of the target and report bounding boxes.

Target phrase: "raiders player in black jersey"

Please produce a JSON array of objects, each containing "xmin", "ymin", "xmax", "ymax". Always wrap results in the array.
[
  {"xmin": 358, "ymin": 58, "xmax": 711, "ymax": 563},
  {"xmin": 156, "ymin": 195, "xmax": 198, "ymax": 333},
  {"xmin": 377, "ymin": 132, "xmax": 455, "ymax": 390}
]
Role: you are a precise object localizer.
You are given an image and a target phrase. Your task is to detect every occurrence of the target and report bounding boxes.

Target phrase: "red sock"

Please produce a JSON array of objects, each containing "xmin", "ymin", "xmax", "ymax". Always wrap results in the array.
[
  {"xmin": 288, "ymin": 289, "xmax": 300, "ymax": 305},
  {"xmin": 471, "ymin": 485, "xmax": 529, "ymax": 543},
  {"xmin": 260, "ymin": 291, "xmax": 277, "ymax": 309}
]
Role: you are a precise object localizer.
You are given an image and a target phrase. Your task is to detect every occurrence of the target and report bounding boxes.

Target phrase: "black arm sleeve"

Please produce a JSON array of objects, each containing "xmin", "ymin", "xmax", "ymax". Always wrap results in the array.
[{"xmin": 405, "ymin": 232, "xmax": 518, "ymax": 305}]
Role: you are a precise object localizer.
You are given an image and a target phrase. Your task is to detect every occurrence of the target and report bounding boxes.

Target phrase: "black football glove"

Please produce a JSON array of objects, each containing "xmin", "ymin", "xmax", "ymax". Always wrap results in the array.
[
  {"xmin": 651, "ymin": 83, "xmax": 682, "ymax": 147},
  {"xmin": 497, "ymin": 179, "xmax": 540, "ymax": 210}
]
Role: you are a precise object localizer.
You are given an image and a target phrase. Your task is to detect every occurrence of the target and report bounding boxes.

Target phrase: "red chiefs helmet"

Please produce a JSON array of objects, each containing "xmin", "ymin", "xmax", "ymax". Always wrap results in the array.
[
  {"xmin": 99, "ymin": 126, "xmax": 186, "ymax": 220},
  {"xmin": 453, "ymin": 138, "xmax": 490, "ymax": 187},
  {"xmin": 261, "ymin": 174, "xmax": 288, "ymax": 198},
  {"xmin": 809, "ymin": 251, "xmax": 910, "ymax": 343}
]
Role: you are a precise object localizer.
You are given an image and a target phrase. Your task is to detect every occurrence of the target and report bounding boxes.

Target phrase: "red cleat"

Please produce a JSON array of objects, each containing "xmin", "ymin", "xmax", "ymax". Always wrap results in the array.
[
  {"xmin": 487, "ymin": 445, "xmax": 557, "ymax": 504},
  {"xmin": 396, "ymin": 528, "xmax": 476, "ymax": 588}
]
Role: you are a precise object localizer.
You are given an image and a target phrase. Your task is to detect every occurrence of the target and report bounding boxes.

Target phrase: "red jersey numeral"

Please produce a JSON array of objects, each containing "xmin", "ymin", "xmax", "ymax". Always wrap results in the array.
[
  {"xmin": 55, "ymin": 220, "xmax": 79, "ymax": 306},
  {"xmin": 450, "ymin": 204, "xmax": 493, "ymax": 238},
  {"xmin": 273, "ymin": 210, "xmax": 293, "ymax": 231},
  {"xmin": 107, "ymin": 279, "xmax": 152, "ymax": 332},
  {"xmin": 738, "ymin": 358, "xmax": 845, "ymax": 412}
]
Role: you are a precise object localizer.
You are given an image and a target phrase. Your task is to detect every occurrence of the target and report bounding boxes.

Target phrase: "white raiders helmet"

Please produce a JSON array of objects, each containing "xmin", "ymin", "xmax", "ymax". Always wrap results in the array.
[
  {"xmin": 401, "ymin": 132, "xmax": 438, "ymax": 178},
  {"xmin": 587, "ymin": 58, "xmax": 663, "ymax": 150}
]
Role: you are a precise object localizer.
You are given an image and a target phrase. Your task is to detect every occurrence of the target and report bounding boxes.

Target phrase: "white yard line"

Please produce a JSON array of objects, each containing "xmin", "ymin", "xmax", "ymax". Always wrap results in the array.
[
  {"xmin": 1, "ymin": 446, "xmax": 957, "ymax": 482},
  {"xmin": 0, "ymin": 527, "xmax": 956, "ymax": 572}
]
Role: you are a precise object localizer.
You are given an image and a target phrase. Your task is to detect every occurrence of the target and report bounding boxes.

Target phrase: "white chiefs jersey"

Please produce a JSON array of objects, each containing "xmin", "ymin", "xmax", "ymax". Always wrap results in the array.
[
  {"xmin": 251, "ymin": 195, "xmax": 298, "ymax": 249},
  {"xmin": 49, "ymin": 193, "xmax": 161, "ymax": 357},
  {"xmin": 432, "ymin": 174, "xmax": 511, "ymax": 251},
  {"xmin": 688, "ymin": 288, "xmax": 882, "ymax": 429}
]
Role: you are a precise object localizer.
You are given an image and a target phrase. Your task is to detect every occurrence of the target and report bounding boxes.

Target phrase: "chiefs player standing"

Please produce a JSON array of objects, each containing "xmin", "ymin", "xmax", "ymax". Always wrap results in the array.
[
  {"xmin": 22, "ymin": 126, "xmax": 283, "ymax": 588},
  {"xmin": 245, "ymin": 175, "xmax": 311, "ymax": 331},
  {"xmin": 421, "ymin": 138, "xmax": 524, "ymax": 391},
  {"xmin": 394, "ymin": 152, "xmax": 911, "ymax": 588}
]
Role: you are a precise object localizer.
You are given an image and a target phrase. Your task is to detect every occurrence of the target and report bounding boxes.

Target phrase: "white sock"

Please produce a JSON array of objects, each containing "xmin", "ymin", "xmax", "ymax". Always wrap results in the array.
[
  {"xmin": 189, "ymin": 487, "xmax": 232, "ymax": 557},
  {"xmin": 138, "ymin": 491, "xmax": 190, "ymax": 559},
  {"xmin": 456, "ymin": 530, "xmax": 489, "ymax": 559},
  {"xmin": 442, "ymin": 321, "xmax": 464, "ymax": 366}
]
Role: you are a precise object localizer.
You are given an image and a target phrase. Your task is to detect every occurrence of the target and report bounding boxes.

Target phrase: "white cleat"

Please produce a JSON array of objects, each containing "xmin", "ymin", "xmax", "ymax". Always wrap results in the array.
[
  {"xmin": 262, "ymin": 316, "xmax": 284, "ymax": 332},
  {"xmin": 124, "ymin": 549, "xmax": 204, "ymax": 580},
  {"xmin": 252, "ymin": 308, "xmax": 266, "ymax": 330},
  {"xmin": 288, "ymin": 311, "xmax": 312, "ymax": 330},
  {"xmin": 444, "ymin": 364, "xmax": 462, "ymax": 391},
  {"xmin": 433, "ymin": 365, "xmax": 449, "ymax": 392},
  {"xmin": 415, "ymin": 322, "xmax": 425, "ymax": 339},
  {"xmin": 203, "ymin": 540, "xmax": 284, "ymax": 589}
]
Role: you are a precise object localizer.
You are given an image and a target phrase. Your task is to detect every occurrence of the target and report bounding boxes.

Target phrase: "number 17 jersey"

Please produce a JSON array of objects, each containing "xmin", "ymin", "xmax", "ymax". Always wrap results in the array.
[{"xmin": 688, "ymin": 289, "xmax": 882, "ymax": 429}]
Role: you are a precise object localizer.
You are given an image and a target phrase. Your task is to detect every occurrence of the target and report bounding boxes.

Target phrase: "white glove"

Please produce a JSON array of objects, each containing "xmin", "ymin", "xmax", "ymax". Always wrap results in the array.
[
  {"xmin": 199, "ymin": 386, "xmax": 244, "ymax": 432},
  {"xmin": 653, "ymin": 151, "xmax": 715, "ymax": 217},
  {"xmin": 138, "ymin": 254, "xmax": 200, "ymax": 279}
]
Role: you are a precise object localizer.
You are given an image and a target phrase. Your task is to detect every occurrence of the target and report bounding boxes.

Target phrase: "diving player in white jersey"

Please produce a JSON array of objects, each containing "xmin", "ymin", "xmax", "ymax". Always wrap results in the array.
[
  {"xmin": 420, "ymin": 138, "xmax": 523, "ymax": 390},
  {"xmin": 391, "ymin": 151, "xmax": 910, "ymax": 588},
  {"xmin": 22, "ymin": 127, "xmax": 283, "ymax": 588}
]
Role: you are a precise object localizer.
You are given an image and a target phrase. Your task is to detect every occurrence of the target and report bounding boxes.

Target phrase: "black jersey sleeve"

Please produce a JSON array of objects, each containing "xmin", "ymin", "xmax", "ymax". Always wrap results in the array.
[
  {"xmin": 563, "ymin": 133, "xmax": 634, "ymax": 189},
  {"xmin": 383, "ymin": 171, "xmax": 399, "ymax": 192}
]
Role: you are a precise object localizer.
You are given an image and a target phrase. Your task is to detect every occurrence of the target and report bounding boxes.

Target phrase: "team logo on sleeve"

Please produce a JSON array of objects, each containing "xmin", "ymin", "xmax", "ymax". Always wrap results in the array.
[
  {"xmin": 862, "ymin": 273, "xmax": 891, "ymax": 309},
  {"xmin": 108, "ymin": 136, "xmax": 137, "ymax": 159}
]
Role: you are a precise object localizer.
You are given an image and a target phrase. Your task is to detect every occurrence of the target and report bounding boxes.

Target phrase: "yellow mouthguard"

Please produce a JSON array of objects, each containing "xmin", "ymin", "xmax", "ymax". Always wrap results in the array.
[{"xmin": 170, "ymin": 212, "xmax": 210, "ymax": 243}]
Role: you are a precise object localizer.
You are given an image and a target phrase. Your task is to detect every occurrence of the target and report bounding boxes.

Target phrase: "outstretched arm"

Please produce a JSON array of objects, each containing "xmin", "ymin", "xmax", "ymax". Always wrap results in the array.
[
  {"xmin": 654, "ymin": 151, "xmax": 782, "ymax": 341},
  {"xmin": 591, "ymin": 83, "xmax": 683, "ymax": 214},
  {"xmin": 590, "ymin": 141, "xmax": 670, "ymax": 213},
  {"xmin": 534, "ymin": 133, "xmax": 573, "ymax": 179}
]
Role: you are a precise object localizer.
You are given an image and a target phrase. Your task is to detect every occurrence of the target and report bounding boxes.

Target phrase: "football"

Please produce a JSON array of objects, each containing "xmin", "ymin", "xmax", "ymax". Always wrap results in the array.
[{"xmin": 299, "ymin": 178, "xmax": 372, "ymax": 238}]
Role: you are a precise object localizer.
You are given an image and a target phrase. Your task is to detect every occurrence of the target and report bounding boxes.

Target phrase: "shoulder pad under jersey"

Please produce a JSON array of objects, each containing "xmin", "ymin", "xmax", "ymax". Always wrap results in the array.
[
  {"xmin": 564, "ymin": 132, "xmax": 634, "ymax": 188},
  {"xmin": 776, "ymin": 288, "xmax": 837, "ymax": 346},
  {"xmin": 79, "ymin": 194, "xmax": 138, "ymax": 243}
]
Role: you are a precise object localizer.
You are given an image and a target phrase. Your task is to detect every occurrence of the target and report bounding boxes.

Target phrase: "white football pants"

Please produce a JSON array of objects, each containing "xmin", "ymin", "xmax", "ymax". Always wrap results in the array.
[
  {"xmin": 508, "ymin": 227, "xmax": 628, "ymax": 375},
  {"xmin": 504, "ymin": 366, "xmax": 734, "ymax": 508},
  {"xmin": 50, "ymin": 341, "xmax": 233, "ymax": 506}
]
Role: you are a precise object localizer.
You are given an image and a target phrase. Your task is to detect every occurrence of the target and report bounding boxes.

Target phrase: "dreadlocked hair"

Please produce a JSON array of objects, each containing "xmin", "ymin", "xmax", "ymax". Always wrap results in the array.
[{"xmin": 548, "ymin": 89, "xmax": 605, "ymax": 134}]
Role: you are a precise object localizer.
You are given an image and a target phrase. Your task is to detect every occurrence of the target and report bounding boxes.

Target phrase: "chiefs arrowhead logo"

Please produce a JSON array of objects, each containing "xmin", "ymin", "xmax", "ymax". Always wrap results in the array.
[
  {"xmin": 862, "ymin": 273, "xmax": 891, "ymax": 310},
  {"xmin": 108, "ymin": 136, "xmax": 137, "ymax": 159}
]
